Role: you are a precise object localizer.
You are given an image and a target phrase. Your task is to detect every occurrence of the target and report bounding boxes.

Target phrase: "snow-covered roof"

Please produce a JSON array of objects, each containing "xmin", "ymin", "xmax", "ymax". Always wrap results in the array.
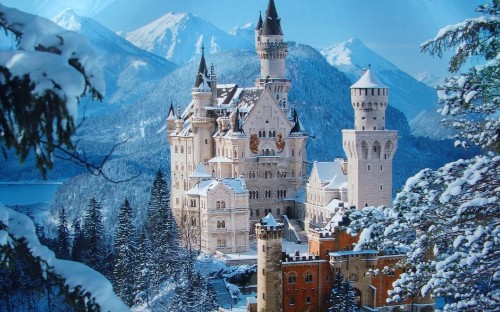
[
  {"xmin": 350, "ymin": 68, "xmax": 387, "ymax": 89},
  {"xmin": 189, "ymin": 163, "xmax": 211, "ymax": 178},
  {"xmin": 208, "ymin": 156, "xmax": 232, "ymax": 163},
  {"xmin": 260, "ymin": 213, "xmax": 283, "ymax": 228},
  {"xmin": 313, "ymin": 159, "xmax": 347, "ymax": 187},
  {"xmin": 329, "ymin": 250, "xmax": 378, "ymax": 256},
  {"xmin": 186, "ymin": 177, "xmax": 247, "ymax": 196}
]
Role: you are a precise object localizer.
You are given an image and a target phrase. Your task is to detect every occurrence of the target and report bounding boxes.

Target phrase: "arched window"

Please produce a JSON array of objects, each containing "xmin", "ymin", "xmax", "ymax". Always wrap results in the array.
[
  {"xmin": 221, "ymin": 201, "xmax": 226, "ymax": 208},
  {"xmin": 221, "ymin": 220, "xmax": 225, "ymax": 228},
  {"xmin": 216, "ymin": 201, "xmax": 221, "ymax": 209},
  {"xmin": 288, "ymin": 273, "xmax": 297, "ymax": 284}
]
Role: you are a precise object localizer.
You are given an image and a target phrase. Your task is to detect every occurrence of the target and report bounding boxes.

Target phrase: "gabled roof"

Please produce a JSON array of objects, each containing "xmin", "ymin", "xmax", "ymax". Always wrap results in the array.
[
  {"xmin": 312, "ymin": 159, "xmax": 347, "ymax": 186},
  {"xmin": 350, "ymin": 68, "xmax": 387, "ymax": 89},
  {"xmin": 186, "ymin": 177, "xmax": 247, "ymax": 197},
  {"xmin": 261, "ymin": 0, "xmax": 283, "ymax": 36},
  {"xmin": 194, "ymin": 46, "xmax": 211, "ymax": 88},
  {"xmin": 189, "ymin": 163, "xmax": 211, "ymax": 178}
]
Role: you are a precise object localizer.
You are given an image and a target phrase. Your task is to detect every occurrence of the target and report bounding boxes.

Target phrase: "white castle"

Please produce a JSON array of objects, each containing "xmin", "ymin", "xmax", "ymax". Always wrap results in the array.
[{"xmin": 166, "ymin": 0, "xmax": 397, "ymax": 254}]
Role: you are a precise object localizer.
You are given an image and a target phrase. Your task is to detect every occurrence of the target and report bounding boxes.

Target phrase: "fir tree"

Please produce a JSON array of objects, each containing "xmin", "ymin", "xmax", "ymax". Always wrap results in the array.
[
  {"xmin": 144, "ymin": 170, "xmax": 179, "ymax": 288},
  {"xmin": 133, "ymin": 230, "xmax": 151, "ymax": 308},
  {"xmin": 56, "ymin": 207, "xmax": 70, "ymax": 259},
  {"xmin": 113, "ymin": 198, "xmax": 136, "ymax": 307},
  {"xmin": 342, "ymin": 281, "xmax": 357, "ymax": 312},
  {"xmin": 71, "ymin": 218, "xmax": 87, "ymax": 263},
  {"xmin": 83, "ymin": 197, "xmax": 106, "ymax": 272},
  {"xmin": 329, "ymin": 271, "xmax": 344, "ymax": 312}
]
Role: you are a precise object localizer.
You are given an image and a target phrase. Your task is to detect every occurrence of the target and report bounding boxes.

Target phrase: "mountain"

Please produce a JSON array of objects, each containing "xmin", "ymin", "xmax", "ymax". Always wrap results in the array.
[
  {"xmin": 321, "ymin": 38, "xmax": 438, "ymax": 121},
  {"xmin": 45, "ymin": 43, "xmax": 476, "ymax": 241},
  {"xmin": 415, "ymin": 71, "xmax": 444, "ymax": 88},
  {"xmin": 51, "ymin": 9, "xmax": 177, "ymax": 113},
  {"xmin": 123, "ymin": 12, "xmax": 253, "ymax": 65}
]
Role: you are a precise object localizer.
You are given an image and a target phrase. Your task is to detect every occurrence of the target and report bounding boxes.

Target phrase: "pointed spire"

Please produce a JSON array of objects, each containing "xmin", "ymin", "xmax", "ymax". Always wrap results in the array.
[
  {"xmin": 167, "ymin": 100, "xmax": 176, "ymax": 120},
  {"xmin": 290, "ymin": 107, "xmax": 302, "ymax": 133},
  {"xmin": 232, "ymin": 108, "xmax": 243, "ymax": 133},
  {"xmin": 261, "ymin": 0, "xmax": 283, "ymax": 36},
  {"xmin": 194, "ymin": 44, "xmax": 211, "ymax": 88},
  {"xmin": 255, "ymin": 11, "xmax": 263, "ymax": 30}
]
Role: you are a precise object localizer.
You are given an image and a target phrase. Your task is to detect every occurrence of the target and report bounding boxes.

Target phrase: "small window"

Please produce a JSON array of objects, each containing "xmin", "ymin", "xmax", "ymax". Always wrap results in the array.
[
  {"xmin": 205, "ymin": 139, "xmax": 208, "ymax": 144},
  {"xmin": 367, "ymin": 165, "xmax": 371, "ymax": 171},
  {"xmin": 289, "ymin": 298, "xmax": 295, "ymax": 305},
  {"xmin": 380, "ymin": 184, "xmax": 383, "ymax": 191},
  {"xmin": 306, "ymin": 296, "xmax": 311, "ymax": 304}
]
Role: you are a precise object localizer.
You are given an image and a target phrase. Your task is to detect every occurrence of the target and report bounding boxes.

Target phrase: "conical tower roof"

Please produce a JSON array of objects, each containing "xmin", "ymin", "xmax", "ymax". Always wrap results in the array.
[
  {"xmin": 290, "ymin": 108, "xmax": 302, "ymax": 133},
  {"xmin": 350, "ymin": 68, "xmax": 387, "ymax": 89},
  {"xmin": 194, "ymin": 45, "xmax": 211, "ymax": 88},
  {"xmin": 255, "ymin": 11, "xmax": 263, "ymax": 30},
  {"xmin": 167, "ymin": 100, "xmax": 176, "ymax": 120},
  {"xmin": 261, "ymin": 0, "xmax": 283, "ymax": 36}
]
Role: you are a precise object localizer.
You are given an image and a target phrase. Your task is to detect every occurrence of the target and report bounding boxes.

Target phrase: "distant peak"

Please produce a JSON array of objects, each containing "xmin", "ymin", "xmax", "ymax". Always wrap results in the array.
[{"xmin": 52, "ymin": 8, "xmax": 82, "ymax": 31}]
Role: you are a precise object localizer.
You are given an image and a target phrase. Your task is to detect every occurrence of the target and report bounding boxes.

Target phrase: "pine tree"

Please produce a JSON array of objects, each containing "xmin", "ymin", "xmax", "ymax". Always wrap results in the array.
[
  {"xmin": 71, "ymin": 218, "xmax": 87, "ymax": 263},
  {"xmin": 343, "ymin": 281, "xmax": 357, "ymax": 312},
  {"xmin": 113, "ymin": 198, "xmax": 135, "ymax": 307},
  {"xmin": 56, "ymin": 207, "xmax": 70, "ymax": 259},
  {"xmin": 144, "ymin": 170, "xmax": 179, "ymax": 288},
  {"xmin": 83, "ymin": 197, "xmax": 106, "ymax": 272},
  {"xmin": 133, "ymin": 230, "xmax": 151, "ymax": 308},
  {"xmin": 329, "ymin": 271, "xmax": 344, "ymax": 312}
]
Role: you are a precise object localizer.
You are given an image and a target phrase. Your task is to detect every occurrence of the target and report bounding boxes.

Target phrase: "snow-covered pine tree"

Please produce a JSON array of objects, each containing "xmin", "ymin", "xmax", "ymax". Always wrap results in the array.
[
  {"xmin": 343, "ymin": 281, "xmax": 357, "ymax": 312},
  {"xmin": 144, "ymin": 170, "xmax": 179, "ymax": 288},
  {"xmin": 56, "ymin": 207, "xmax": 70, "ymax": 259},
  {"xmin": 133, "ymin": 230, "xmax": 151, "ymax": 308},
  {"xmin": 113, "ymin": 198, "xmax": 136, "ymax": 307},
  {"xmin": 329, "ymin": 271, "xmax": 344, "ymax": 312},
  {"xmin": 83, "ymin": 197, "xmax": 107, "ymax": 273},
  {"xmin": 71, "ymin": 218, "xmax": 87, "ymax": 263},
  {"xmin": 421, "ymin": 1, "xmax": 499, "ymax": 152}
]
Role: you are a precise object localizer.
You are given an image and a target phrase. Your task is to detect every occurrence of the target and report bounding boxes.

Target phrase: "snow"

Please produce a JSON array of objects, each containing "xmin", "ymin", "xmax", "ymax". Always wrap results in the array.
[
  {"xmin": 0, "ymin": 4, "xmax": 105, "ymax": 118},
  {"xmin": 0, "ymin": 203, "xmax": 129, "ymax": 311},
  {"xmin": 260, "ymin": 213, "xmax": 279, "ymax": 227},
  {"xmin": 350, "ymin": 68, "xmax": 387, "ymax": 89}
]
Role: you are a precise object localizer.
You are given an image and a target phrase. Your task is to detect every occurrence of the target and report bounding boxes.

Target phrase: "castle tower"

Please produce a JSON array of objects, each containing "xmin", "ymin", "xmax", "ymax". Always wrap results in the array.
[
  {"xmin": 191, "ymin": 46, "xmax": 216, "ymax": 165},
  {"xmin": 255, "ymin": 0, "xmax": 291, "ymax": 113},
  {"xmin": 256, "ymin": 214, "xmax": 283, "ymax": 312},
  {"xmin": 342, "ymin": 68, "xmax": 398, "ymax": 209}
]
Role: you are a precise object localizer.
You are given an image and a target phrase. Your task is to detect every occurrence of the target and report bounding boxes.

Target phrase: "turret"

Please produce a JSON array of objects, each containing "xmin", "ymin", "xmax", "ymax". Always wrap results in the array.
[
  {"xmin": 350, "ymin": 67, "xmax": 389, "ymax": 131},
  {"xmin": 255, "ymin": 0, "xmax": 290, "ymax": 113},
  {"xmin": 256, "ymin": 213, "xmax": 283, "ymax": 312},
  {"xmin": 191, "ymin": 47, "xmax": 216, "ymax": 165},
  {"xmin": 166, "ymin": 100, "xmax": 176, "ymax": 133},
  {"xmin": 342, "ymin": 68, "xmax": 398, "ymax": 209},
  {"xmin": 254, "ymin": 11, "xmax": 263, "ymax": 47}
]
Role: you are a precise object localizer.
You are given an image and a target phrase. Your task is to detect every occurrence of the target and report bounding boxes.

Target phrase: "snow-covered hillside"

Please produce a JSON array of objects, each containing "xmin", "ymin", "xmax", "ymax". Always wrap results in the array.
[
  {"xmin": 52, "ymin": 9, "xmax": 177, "ymax": 113},
  {"xmin": 322, "ymin": 38, "xmax": 438, "ymax": 121},
  {"xmin": 123, "ymin": 12, "xmax": 253, "ymax": 65}
]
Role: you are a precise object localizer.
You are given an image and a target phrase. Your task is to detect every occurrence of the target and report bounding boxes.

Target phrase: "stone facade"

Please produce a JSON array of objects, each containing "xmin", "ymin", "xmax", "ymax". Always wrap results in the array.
[{"xmin": 167, "ymin": 0, "xmax": 307, "ymax": 253}]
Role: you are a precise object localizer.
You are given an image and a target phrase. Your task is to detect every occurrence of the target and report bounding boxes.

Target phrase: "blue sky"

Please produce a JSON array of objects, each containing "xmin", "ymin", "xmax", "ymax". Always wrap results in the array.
[{"xmin": 3, "ymin": 0, "xmax": 483, "ymax": 77}]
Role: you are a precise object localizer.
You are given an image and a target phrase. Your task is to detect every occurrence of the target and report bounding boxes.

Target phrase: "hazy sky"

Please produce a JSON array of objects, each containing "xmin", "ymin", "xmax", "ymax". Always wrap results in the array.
[{"xmin": 3, "ymin": 0, "xmax": 484, "ymax": 78}]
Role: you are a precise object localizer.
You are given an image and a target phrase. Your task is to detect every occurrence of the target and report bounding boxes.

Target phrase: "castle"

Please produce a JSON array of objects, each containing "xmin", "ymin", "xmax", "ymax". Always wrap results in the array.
[{"xmin": 167, "ymin": 0, "xmax": 433, "ymax": 310}]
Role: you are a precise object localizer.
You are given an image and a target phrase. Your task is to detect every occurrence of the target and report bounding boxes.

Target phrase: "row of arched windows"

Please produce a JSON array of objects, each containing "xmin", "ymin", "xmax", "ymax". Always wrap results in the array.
[{"xmin": 216, "ymin": 220, "xmax": 226, "ymax": 228}]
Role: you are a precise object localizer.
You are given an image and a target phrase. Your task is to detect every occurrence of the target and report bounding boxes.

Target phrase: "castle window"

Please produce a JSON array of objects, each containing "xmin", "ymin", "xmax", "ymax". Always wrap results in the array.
[
  {"xmin": 378, "ymin": 89, "xmax": 381, "ymax": 96},
  {"xmin": 288, "ymin": 274, "xmax": 297, "ymax": 284},
  {"xmin": 306, "ymin": 296, "xmax": 311, "ymax": 304},
  {"xmin": 374, "ymin": 126, "xmax": 376, "ymax": 130},
  {"xmin": 256, "ymin": 209, "xmax": 260, "ymax": 216},
  {"xmin": 289, "ymin": 298, "xmax": 295, "ymax": 305},
  {"xmin": 361, "ymin": 117, "xmax": 365, "ymax": 120},
  {"xmin": 175, "ymin": 145, "xmax": 178, "ymax": 153},
  {"xmin": 191, "ymin": 217, "xmax": 197, "ymax": 226},
  {"xmin": 190, "ymin": 199, "xmax": 196, "ymax": 207},
  {"xmin": 181, "ymin": 146, "xmax": 184, "ymax": 153},
  {"xmin": 262, "ymin": 268, "xmax": 265, "ymax": 276},
  {"xmin": 216, "ymin": 201, "xmax": 220, "ymax": 209},
  {"xmin": 304, "ymin": 273, "xmax": 313, "ymax": 283},
  {"xmin": 291, "ymin": 149, "xmax": 295, "ymax": 156},
  {"xmin": 277, "ymin": 208, "xmax": 280, "ymax": 216},
  {"xmin": 380, "ymin": 184, "xmax": 383, "ymax": 191},
  {"xmin": 371, "ymin": 89, "xmax": 374, "ymax": 95},
  {"xmin": 221, "ymin": 201, "xmax": 226, "ymax": 208},
  {"xmin": 373, "ymin": 117, "xmax": 377, "ymax": 120},
  {"xmin": 381, "ymin": 165, "xmax": 383, "ymax": 170},
  {"xmin": 262, "ymin": 293, "xmax": 265, "ymax": 300},
  {"xmin": 217, "ymin": 239, "xmax": 226, "ymax": 247},
  {"xmin": 367, "ymin": 165, "xmax": 371, "ymax": 171},
  {"xmin": 205, "ymin": 139, "xmax": 208, "ymax": 144}
]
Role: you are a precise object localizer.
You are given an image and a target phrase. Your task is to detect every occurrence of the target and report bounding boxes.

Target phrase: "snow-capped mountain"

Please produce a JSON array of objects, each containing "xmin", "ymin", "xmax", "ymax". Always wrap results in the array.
[
  {"xmin": 51, "ymin": 9, "xmax": 177, "ymax": 113},
  {"xmin": 415, "ymin": 71, "xmax": 444, "ymax": 88},
  {"xmin": 322, "ymin": 38, "xmax": 438, "ymax": 121},
  {"xmin": 123, "ymin": 12, "xmax": 253, "ymax": 65}
]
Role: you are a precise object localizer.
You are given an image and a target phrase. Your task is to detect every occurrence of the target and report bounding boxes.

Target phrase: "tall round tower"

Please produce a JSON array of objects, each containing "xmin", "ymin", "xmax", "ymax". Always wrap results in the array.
[
  {"xmin": 255, "ymin": 0, "xmax": 290, "ymax": 113},
  {"xmin": 256, "ymin": 213, "xmax": 284, "ymax": 312},
  {"xmin": 191, "ymin": 47, "xmax": 216, "ymax": 165},
  {"xmin": 342, "ymin": 68, "xmax": 398, "ymax": 209}
]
